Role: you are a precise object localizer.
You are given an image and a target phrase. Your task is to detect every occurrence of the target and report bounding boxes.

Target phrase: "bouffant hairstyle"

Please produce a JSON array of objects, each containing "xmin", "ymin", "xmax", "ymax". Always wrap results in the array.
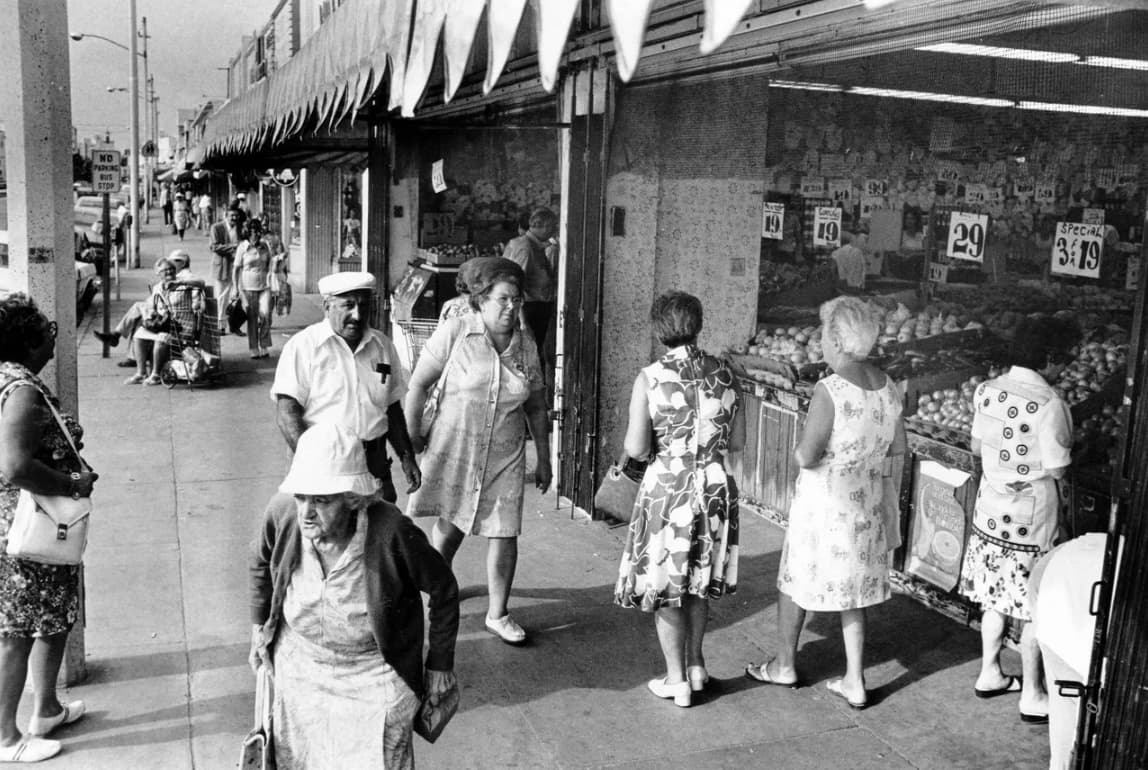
[
  {"xmin": 0, "ymin": 294, "xmax": 53, "ymax": 364},
  {"xmin": 1010, "ymin": 315, "xmax": 1081, "ymax": 370},
  {"xmin": 467, "ymin": 258, "xmax": 526, "ymax": 311},
  {"xmin": 820, "ymin": 296, "xmax": 879, "ymax": 359},
  {"xmin": 650, "ymin": 291, "xmax": 703, "ymax": 347},
  {"xmin": 529, "ymin": 208, "xmax": 557, "ymax": 231}
]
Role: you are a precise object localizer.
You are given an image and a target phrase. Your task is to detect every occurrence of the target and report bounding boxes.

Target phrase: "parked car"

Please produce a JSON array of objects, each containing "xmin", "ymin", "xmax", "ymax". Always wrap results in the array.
[
  {"xmin": 0, "ymin": 230, "xmax": 100, "ymax": 323},
  {"xmin": 74, "ymin": 194, "xmax": 125, "ymax": 270}
]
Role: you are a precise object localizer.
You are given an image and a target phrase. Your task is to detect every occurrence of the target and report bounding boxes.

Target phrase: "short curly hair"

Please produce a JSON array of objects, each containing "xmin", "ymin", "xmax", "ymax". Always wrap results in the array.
[
  {"xmin": 0, "ymin": 293, "xmax": 53, "ymax": 364},
  {"xmin": 650, "ymin": 291, "xmax": 703, "ymax": 347},
  {"xmin": 467, "ymin": 259, "xmax": 525, "ymax": 311},
  {"xmin": 820, "ymin": 296, "xmax": 879, "ymax": 358}
]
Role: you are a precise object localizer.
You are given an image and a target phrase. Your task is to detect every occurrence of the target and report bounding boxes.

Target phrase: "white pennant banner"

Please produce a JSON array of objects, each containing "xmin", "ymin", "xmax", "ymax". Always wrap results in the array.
[
  {"xmin": 383, "ymin": 0, "xmax": 413, "ymax": 111},
  {"xmin": 443, "ymin": 0, "xmax": 486, "ymax": 102},
  {"xmin": 699, "ymin": 0, "xmax": 754, "ymax": 55},
  {"xmin": 532, "ymin": 0, "xmax": 579, "ymax": 92},
  {"xmin": 403, "ymin": 0, "xmax": 449, "ymax": 116},
  {"xmin": 606, "ymin": 0, "xmax": 654, "ymax": 82},
  {"xmin": 484, "ymin": 0, "xmax": 529, "ymax": 95}
]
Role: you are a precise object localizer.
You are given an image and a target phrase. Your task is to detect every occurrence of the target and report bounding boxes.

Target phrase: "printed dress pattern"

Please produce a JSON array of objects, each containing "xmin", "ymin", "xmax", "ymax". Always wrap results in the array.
[
  {"xmin": 778, "ymin": 374, "xmax": 901, "ymax": 612},
  {"xmin": 615, "ymin": 345, "xmax": 740, "ymax": 612}
]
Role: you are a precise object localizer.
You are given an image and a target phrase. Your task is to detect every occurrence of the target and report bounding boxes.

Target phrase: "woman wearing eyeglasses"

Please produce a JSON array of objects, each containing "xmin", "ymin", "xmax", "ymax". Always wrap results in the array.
[
  {"xmin": 0, "ymin": 295, "xmax": 99, "ymax": 762},
  {"xmin": 405, "ymin": 258, "xmax": 551, "ymax": 646}
]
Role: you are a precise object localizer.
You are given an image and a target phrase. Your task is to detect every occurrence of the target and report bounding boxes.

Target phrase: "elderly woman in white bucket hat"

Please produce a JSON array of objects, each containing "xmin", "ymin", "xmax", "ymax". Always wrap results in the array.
[{"xmin": 249, "ymin": 423, "xmax": 459, "ymax": 769}]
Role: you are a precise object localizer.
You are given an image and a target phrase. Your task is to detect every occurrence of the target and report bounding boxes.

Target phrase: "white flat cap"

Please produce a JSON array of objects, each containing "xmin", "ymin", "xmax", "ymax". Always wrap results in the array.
[{"xmin": 318, "ymin": 271, "xmax": 376, "ymax": 296}]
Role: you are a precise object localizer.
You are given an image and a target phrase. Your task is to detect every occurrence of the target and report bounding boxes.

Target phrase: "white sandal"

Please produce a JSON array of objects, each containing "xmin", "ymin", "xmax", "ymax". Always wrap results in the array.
[{"xmin": 0, "ymin": 737, "xmax": 61, "ymax": 762}]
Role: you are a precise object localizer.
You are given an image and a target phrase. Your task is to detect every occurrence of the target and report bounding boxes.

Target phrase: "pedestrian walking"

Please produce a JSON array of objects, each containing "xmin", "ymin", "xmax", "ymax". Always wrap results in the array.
[
  {"xmin": 197, "ymin": 193, "xmax": 212, "ymax": 232},
  {"xmin": 614, "ymin": 291, "xmax": 743, "ymax": 708},
  {"xmin": 172, "ymin": 193, "xmax": 191, "ymax": 241},
  {"xmin": 749, "ymin": 296, "xmax": 905, "ymax": 709},
  {"xmin": 209, "ymin": 206, "xmax": 243, "ymax": 335},
  {"xmin": 160, "ymin": 184, "xmax": 172, "ymax": 225},
  {"xmin": 271, "ymin": 272, "xmax": 420, "ymax": 504},
  {"xmin": 233, "ymin": 218, "xmax": 274, "ymax": 359},
  {"xmin": 404, "ymin": 258, "xmax": 551, "ymax": 646}
]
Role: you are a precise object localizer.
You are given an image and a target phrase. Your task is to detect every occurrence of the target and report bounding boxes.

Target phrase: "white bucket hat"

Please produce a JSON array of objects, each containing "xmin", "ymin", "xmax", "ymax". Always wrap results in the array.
[{"xmin": 279, "ymin": 423, "xmax": 380, "ymax": 496}]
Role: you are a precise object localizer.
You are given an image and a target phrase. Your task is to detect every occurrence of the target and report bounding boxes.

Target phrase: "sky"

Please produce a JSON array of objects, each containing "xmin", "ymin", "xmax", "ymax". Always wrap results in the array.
[{"xmin": 67, "ymin": 0, "xmax": 275, "ymax": 152}]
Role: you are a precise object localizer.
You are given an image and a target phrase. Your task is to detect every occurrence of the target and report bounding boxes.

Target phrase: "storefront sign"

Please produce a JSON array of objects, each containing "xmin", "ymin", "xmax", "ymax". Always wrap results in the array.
[
  {"xmin": 864, "ymin": 179, "xmax": 888, "ymax": 196},
  {"xmin": 800, "ymin": 177, "xmax": 825, "ymax": 196},
  {"xmin": 1127, "ymin": 256, "xmax": 1141, "ymax": 291},
  {"xmin": 1034, "ymin": 183, "xmax": 1056, "ymax": 205},
  {"xmin": 813, "ymin": 206, "xmax": 842, "ymax": 247},
  {"xmin": 963, "ymin": 184, "xmax": 988, "ymax": 206},
  {"xmin": 761, "ymin": 202, "xmax": 784, "ymax": 240},
  {"xmin": 91, "ymin": 149, "xmax": 121, "ymax": 194},
  {"xmin": 946, "ymin": 211, "xmax": 988, "ymax": 263},
  {"xmin": 1051, "ymin": 222, "xmax": 1104, "ymax": 279},
  {"xmin": 1082, "ymin": 208, "xmax": 1106, "ymax": 226},
  {"xmin": 827, "ymin": 178, "xmax": 853, "ymax": 204},
  {"xmin": 927, "ymin": 262, "xmax": 949, "ymax": 284},
  {"xmin": 431, "ymin": 159, "xmax": 447, "ymax": 193}
]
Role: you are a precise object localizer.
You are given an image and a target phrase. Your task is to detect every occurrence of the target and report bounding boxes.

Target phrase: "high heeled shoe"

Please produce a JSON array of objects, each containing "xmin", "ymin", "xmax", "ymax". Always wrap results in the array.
[
  {"xmin": 647, "ymin": 677, "xmax": 691, "ymax": 707},
  {"xmin": 687, "ymin": 665, "xmax": 709, "ymax": 692}
]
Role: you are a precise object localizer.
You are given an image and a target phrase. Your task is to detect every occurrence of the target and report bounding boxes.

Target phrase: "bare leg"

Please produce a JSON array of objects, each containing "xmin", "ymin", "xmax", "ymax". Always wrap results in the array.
[
  {"xmin": 0, "ymin": 637, "xmax": 34, "ymax": 746},
  {"xmin": 132, "ymin": 338, "xmax": 152, "ymax": 378},
  {"xmin": 772, "ymin": 592, "xmax": 806, "ymax": 682},
  {"xmin": 654, "ymin": 606, "xmax": 687, "ymax": 684},
  {"xmin": 28, "ymin": 634, "xmax": 68, "ymax": 720},
  {"xmin": 486, "ymin": 537, "xmax": 518, "ymax": 620},
  {"xmin": 975, "ymin": 609, "xmax": 1012, "ymax": 691},
  {"xmin": 683, "ymin": 595, "xmax": 708, "ymax": 671},
  {"xmin": 431, "ymin": 519, "xmax": 465, "ymax": 566},
  {"xmin": 1018, "ymin": 622, "xmax": 1049, "ymax": 716},
  {"xmin": 839, "ymin": 608, "xmax": 867, "ymax": 700}
]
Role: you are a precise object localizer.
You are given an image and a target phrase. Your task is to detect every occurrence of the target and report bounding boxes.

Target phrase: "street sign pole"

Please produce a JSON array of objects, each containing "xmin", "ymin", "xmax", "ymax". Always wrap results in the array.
[
  {"xmin": 101, "ymin": 195, "xmax": 111, "ymax": 357},
  {"xmin": 91, "ymin": 148, "xmax": 122, "ymax": 301}
]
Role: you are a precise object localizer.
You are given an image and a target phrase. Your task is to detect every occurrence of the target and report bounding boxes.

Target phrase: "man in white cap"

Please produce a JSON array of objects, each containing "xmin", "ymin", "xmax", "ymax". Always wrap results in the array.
[{"xmin": 271, "ymin": 271, "xmax": 419, "ymax": 502}]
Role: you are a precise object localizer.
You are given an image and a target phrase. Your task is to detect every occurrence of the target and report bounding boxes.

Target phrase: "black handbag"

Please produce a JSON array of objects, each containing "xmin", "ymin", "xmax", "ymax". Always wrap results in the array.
[
  {"xmin": 141, "ymin": 293, "xmax": 173, "ymax": 334},
  {"xmin": 593, "ymin": 455, "xmax": 646, "ymax": 524},
  {"xmin": 227, "ymin": 297, "xmax": 248, "ymax": 334}
]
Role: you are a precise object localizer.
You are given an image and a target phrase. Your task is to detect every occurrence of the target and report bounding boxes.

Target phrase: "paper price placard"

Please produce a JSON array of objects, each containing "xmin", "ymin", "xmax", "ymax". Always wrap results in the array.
[
  {"xmin": 1082, "ymin": 208, "xmax": 1105, "ymax": 226},
  {"xmin": 801, "ymin": 177, "xmax": 825, "ymax": 196},
  {"xmin": 813, "ymin": 206, "xmax": 842, "ymax": 248},
  {"xmin": 1013, "ymin": 178, "xmax": 1035, "ymax": 199},
  {"xmin": 946, "ymin": 211, "xmax": 988, "ymax": 263},
  {"xmin": 431, "ymin": 159, "xmax": 447, "ymax": 193},
  {"xmin": 1127, "ymin": 256, "xmax": 1141, "ymax": 291},
  {"xmin": 761, "ymin": 202, "xmax": 784, "ymax": 240},
  {"xmin": 864, "ymin": 179, "xmax": 888, "ymax": 196},
  {"xmin": 827, "ymin": 178, "xmax": 853, "ymax": 204},
  {"xmin": 1034, "ymin": 183, "xmax": 1056, "ymax": 204},
  {"xmin": 964, "ymin": 184, "xmax": 988, "ymax": 206},
  {"xmin": 1051, "ymin": 222, "xmax": 1104, "ymax": 279},
  {"xmin": 927, "ymin": 262, "xmax": 949, "ymax": 284}
]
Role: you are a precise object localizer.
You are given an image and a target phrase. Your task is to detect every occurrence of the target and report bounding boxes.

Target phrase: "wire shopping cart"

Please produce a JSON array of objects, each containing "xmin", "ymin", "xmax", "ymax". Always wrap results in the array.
[
  {"xmin": 393, "ymin": 318, "xmax": 438, "ymax": 373},
  {"xmin": 157, "ymin": 282, "xmax": 224, "ymax": 389}
]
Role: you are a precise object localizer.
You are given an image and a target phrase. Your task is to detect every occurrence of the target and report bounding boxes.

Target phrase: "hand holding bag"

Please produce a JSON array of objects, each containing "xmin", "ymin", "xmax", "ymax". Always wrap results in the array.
[
  {"xmin": 593, "ymin": 454, "xmax": 646, "ymax": 524},
  {"xmin": 414, "ymin": 675, "xmax": 459, "ymax": 744},
  {"xmin": 227, "ymin": 296, "xmax": 248, "ymax": 334},
  {"xmin": 5, "ymin": 394, "xmax": 92, "ymax": 566},
  {"xmin": 239, "ymin": 665, "xmax": 275, "ymax": 770}
]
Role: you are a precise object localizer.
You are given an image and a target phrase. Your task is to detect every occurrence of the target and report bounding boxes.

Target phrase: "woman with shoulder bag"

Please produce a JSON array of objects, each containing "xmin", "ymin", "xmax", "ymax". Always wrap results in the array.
[
  {"xmin": 0, "ymin": 295, "xmax": 98, "ymax": 762},
  {"xmin": 614, "ymin": 291, "xmax": 744, "ymax": 708},
  {"xmin": 125, "ymin": 258, "xmax": 179, "ymax": 386}
]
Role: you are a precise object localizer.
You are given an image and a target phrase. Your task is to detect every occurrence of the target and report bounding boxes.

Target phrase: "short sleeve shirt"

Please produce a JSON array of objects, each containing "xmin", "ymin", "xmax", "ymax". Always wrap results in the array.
[
  {"xmin": 971, "ymin": 366, "xmax": 1072, "ymax": 486},
  {"xmin": 271, "ymin": 321, "xmax": 408, "ymax": 442},
  {"xmin": 502, "ymin": 233, "xmax": 555, "ymax": 303}
]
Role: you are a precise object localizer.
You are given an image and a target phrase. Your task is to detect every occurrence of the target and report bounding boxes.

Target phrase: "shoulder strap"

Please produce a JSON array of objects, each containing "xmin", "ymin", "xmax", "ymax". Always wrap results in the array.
[{"xmin": 0, "ymin": 380, "xmax": 88, "ymax": 470}]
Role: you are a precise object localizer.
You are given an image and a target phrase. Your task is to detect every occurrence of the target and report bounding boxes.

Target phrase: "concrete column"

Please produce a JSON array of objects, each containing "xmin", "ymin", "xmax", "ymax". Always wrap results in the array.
[{"xmin": 0, "ymin": 0, "xmax": 86, "ymax": 684}]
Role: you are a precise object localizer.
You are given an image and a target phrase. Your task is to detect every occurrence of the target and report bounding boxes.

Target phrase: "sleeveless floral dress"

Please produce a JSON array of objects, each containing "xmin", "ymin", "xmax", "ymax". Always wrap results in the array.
[
  {"xmin": 614, "ymin": 345, "xmax": 740, "ymax": 612},
  {"xmin": 0, "ymin": 363, "xmax": 83, "ymax": 637}
]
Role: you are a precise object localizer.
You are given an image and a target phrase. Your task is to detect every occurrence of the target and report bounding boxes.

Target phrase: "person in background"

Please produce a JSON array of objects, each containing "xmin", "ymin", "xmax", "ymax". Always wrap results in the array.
[
  {"xmin": 960, "ymin": 317, "xmax": 1077, "ymax": 724},
  {"xmin": 233, "ymin": 218, "xmax": 274, "ymax": 359},
  {"xmin": 124, "ymin": 258, "xmax": 182, "ymax": 386},
  {"xmin": 160, "ymin": 184, "xmax": 172, "ymax": 226},
  {"xmin": 750, "ymin": 296, "xmax": 905, "ymax": 709},
  {"xmin": 614, "ymin": 291, "xmax": 743, "ymax": 708},
  {"xmin": 404, "ymin": 259, "xmax": 550, "ymax": 646},
  {"xmin": 831, "ymin": 230, "xmax": 868, "ymax": 293},
  {"xmin": 272, "ymin": 272, "xmax": 421, "ymax": 504},
  {"xmin": 250, "ymin": 423, "xmax": 458, "ymax": 769},
  {"xmin": 209, "ymin": 207, "xmax": 244, "ymax": 336},
  {"xmin": 0, "ymin": 294, "xmax": 98, "ymax": 763},
  {"xmin": 197, "ymin": 193, "xmax": 212, "ymax": 232},
  {"xmin": 502, "ymin": 207, "xmax": 558, "ymax": 368},
  {"xmin": 172, "ymin": 193, "xmax": 191, "ymax": 241},
  {"xmin": 234, "ymin": 192, "xmax": 250, "ymax": 221}
]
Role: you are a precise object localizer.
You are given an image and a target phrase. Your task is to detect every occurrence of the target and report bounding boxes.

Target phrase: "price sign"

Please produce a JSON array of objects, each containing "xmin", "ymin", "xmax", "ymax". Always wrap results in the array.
[
  {"xmin": 964, "ymin": 184, "xmax": 988, "ymax": 206},
  {"xmin": 761, "ymin": 202, "xmax": 784, "ymax": 240},
  {"xmin": 1051, "ymin": 222, "xmax": 1104, "ymax": 279},
  {"xmin": 1034, "ymin": 183, "xmax": 1056, "ymax": 205},
  {"xmin": 828, "ymin": 178, "xmax": 853, "ymax": 204},
  {"xmin": 1013, "ymin": 178, "xmax": 1035, "ymax": 199},
  {"xmin": 865, "ymin": 179, "xmax": 888, "ymax": 196},
  {"xmin": 928, "ymin": 262, "xmax": 949, "ymax": 284},
  {"xmin": 985, "ymin": 187, "xmax": 1004, "ymax": 205},
  {"xmin": 938, "ymin": 163, "xmax": 961, "ymax": 183},
  {"xmin": 1082, "ymin": 208, "xmax": 1106, "ymax": 226},
  {"xmin": 860, "ymin": 196, "xmax": 883, "ymax": 219},
  {"xmin": 946, "ymin": 211, "xmax": 988, "ymax": 263},
  {"xmin": 801, "ymin": 177, "xmax": 825, "ymax": 196},
  {"xmin": 431, "ymin": 159, "xmax": 447, "ymax": 193},
  {"xmin": 1127, "ymin": 256, "xmax": 1141, "ymax": 291},
  {"xmin": 813, "ymin": 206, "xmax": 842, "ymax": 248},
  {"xmin": 91, "ymin": 149, "xmax": 121, "ymax": 193}
]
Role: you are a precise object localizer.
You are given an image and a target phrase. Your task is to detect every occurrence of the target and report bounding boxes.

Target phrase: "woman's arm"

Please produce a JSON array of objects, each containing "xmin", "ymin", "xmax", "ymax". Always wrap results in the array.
[
  {"xmin": 729, "ymin": 391, "xmax": 747, "ymax": 454},
  {"xmin": 403, "ymin": 352, "xmax": 446, "ymax": 454},
  {"xmin": 622, "ymin": 372, "xmax": 653, "ymax": 461},
  {"xmin": 523, "ymin": 389, "xmax": 551, "ymax": 492},
  {"xmin": 793, "ymin": 382, "xmax": 834, "ymax": 469},
  {"xmin": 0, "ymin": 387, "xmax": 96, "ymax": 498}
]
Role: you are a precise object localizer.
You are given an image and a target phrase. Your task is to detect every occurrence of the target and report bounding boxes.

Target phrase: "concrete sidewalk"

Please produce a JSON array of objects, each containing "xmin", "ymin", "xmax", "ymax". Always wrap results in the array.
[{"xmin": 34, "ymin": 216, "xmax": 1052, "ymax": 768}]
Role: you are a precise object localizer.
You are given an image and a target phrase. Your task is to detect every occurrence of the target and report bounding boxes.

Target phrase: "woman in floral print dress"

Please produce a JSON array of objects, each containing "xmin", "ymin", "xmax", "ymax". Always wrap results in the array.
[{"xmin": 615, "ymin": 291, "xmax": 743, "ymax": 709}]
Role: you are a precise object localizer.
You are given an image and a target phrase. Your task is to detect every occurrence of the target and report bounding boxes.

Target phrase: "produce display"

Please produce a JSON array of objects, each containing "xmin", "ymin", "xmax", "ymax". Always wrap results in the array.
[
  {"xmin": 877, "ymin": 302, "xmax": 983, "ymax": 345},
  {"xmin": 421, "ymin": 243, "xmax": 505, "ymax": 264},
  {"xmin": 759, "ymin": 261, "xmax": 835, "ymax": 296},
  {"xmin": 1052, "ymin": 337, "xmax": 1128, "ymax": 407},
  {"xmin": 733, "ymin": 325, "xmax": 823, "ymax": 365},
  {"xmin": 908, "ymin": 371, "xmax": 995, "ymax": 435}
]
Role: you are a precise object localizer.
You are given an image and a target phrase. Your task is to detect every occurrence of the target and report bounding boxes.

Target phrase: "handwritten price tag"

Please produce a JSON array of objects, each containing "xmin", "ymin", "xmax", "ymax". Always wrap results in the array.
[
  {"xmin": 938, "ymin": 163, "xmax": 961, "ymax": 183},
  {"xmin": 1082, "ymin": 208, "xmax": 1105, "ymax": 226},
  {"xmin": 1034, "ymin": 183, "xmax": 1056, "ymax": 204},
  {"xmin": 1051, "ymin": 222, "xmax": 1104, "ymax": 279},
  {"xmin": 865, "ymin": 179, "xmax": 888, "ymax": 196},
  {"xmin": 928, "ymin": 262, "xmax": 949, "ymax": 284},
  {"xmin": 828, "ymin": 178, "xmax": 853, "ymax": 204},
  {"xmin": 946, "ymin": 211, "xmax": 988, "ymax": 263},
  {"xmin": 801, "ymin": 177, "xmax": 826, "ymax": 196},
  {"xmin": 964, "ymin": 184, "xmax": 988, "ymax": 206},
  {"xmin": 1127, "ymin": 256, "xmax": 1141, "ymax": 291},
  {"xmin": 431, "ymin": 159, "xmax": 447, "ymax": 193},
  {"xmin": 813, "ymin": 206, "xmax": 842, "ymax": 248},
  {"xmin": 1013, "ymin": 179, "xmax": 1035, "ymax": 199},
  {"xmin": 761, "ymin": 202, "xmax": 784, "ymax": 240}
]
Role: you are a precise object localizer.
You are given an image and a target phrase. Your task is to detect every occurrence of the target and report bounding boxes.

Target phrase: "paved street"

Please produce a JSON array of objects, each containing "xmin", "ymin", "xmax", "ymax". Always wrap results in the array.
[{"xmin": 25, "ymin": 216, "xmax": 1053, "ymax": 768}]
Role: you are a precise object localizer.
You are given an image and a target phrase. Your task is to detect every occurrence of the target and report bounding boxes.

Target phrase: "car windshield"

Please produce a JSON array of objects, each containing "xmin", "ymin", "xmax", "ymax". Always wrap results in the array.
[{"xmin": 76, "ymin": 196, "xmax": 126, "ymax": 210}]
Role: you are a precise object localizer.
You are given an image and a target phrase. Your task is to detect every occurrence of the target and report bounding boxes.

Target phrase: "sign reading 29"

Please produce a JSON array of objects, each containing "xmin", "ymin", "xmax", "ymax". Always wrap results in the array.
[{"xmin": 946, "ymin": 212, "xmax": 988, "ymax": 263}]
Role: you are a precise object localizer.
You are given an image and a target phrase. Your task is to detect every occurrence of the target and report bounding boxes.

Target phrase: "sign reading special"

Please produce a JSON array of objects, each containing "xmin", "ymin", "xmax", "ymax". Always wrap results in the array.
[{"xmin": 1051, "ymin": 222, "xmax": 1104, "ymax": 279}]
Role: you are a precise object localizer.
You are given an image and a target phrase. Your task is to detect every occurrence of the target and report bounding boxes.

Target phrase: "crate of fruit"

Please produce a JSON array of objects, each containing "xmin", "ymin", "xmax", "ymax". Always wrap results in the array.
[
  {"xmin": 905, "ymin": 417, "xmax": 972, "ymax": 450},
  {"xmin": 418, "ymin": 245, "xmax": 475, "ymax": 266}
]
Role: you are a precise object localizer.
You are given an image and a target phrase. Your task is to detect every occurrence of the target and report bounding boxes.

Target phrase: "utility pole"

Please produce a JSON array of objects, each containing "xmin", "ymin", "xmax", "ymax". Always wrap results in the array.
[
  {"xmin": 128, "ymin": 0, "xmax": 140, "ymax": 268},
  {"xmin": 140, "ymin": 15, "xmax": 151, "ymax": 222}
]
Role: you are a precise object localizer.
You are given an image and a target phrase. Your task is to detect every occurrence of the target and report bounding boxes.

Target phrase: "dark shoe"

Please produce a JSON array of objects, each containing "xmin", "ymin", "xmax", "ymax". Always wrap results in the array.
[
  {"xmin": 974, "ymin": 676, "xmax": 1023, "ymax": 699},
  {"xmin": 94, "ymin": 331, "xmax": 119, "ymax": 348},
  {"xmin": 117, "ymin": 358, "xmax": 138, "ymax": 368},
  {"xmin": 1020, "ymin": 712, "xmax": 1049, "ymax": 724}
]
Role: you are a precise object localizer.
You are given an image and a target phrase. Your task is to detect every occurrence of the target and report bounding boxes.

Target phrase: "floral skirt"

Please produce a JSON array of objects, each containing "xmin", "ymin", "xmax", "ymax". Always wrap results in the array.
[
  {"xmin": 0, "ymin": 554, "xmax": 80, "ymax": 638},
  {"xmin": 959, "ymin": 529, "xmax": 1043, "ymax": 621}
]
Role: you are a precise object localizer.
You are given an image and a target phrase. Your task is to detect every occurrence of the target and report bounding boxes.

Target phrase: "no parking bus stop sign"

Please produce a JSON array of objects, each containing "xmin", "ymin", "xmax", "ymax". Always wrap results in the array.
[{"xmin": 91, "ymin": 149, "xmax": 121, "ymax": 194}]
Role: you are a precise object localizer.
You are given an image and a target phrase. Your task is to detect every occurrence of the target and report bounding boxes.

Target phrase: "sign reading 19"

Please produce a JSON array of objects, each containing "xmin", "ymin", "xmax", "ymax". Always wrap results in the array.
[
  {"xmin": 813, "ymin": 206, "xmax": 841, "ymax": 247},
  {"xmin": 1051, "ymin": 222, "xmax": 1104, "ymax": 278},
  {"xmin": 946, "ymin": 211, "xmax": 988, "ymax": 263}
]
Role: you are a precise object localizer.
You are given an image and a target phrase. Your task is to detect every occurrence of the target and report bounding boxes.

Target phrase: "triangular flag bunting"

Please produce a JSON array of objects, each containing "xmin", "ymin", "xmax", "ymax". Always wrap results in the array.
[
  {"xmin": 532, "ymin": 0, "xmax": 579, "ymax": 92},
  {"xmin": 605, "ymin": 0, "xmax": 654, "ymax": 82},
  {"xmin": 383, "ymin": 0, "xmax": 413, "ymax": 111},
  {"xmin": 484, "ymin": 0, "xmax": 528, "ymax": 95},
  {"xmin": 403, "ymin": 0, "xmax": 449, "ymax": 117},
  {"xmin": 443, "ymin": 0, "xmax": 486, "ymax": 102},
  {"xmin": 699, "ymin": 0, "xmax": 754, "ymax": 55}
]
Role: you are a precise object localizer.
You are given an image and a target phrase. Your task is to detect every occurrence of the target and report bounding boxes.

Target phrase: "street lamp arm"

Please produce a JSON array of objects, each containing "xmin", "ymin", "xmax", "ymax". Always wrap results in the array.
[{"xmin": 69, "ymin": 32, "xmax": 145, "ymax": 58}]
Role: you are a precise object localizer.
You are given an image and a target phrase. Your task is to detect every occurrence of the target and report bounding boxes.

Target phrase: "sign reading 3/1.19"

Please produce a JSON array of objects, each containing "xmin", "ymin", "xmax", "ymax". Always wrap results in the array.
[
  {"xmin": 1051, "ymin": 222, "xmax": 1104, "ymax": 279},
  {"xmin": 946, "ymin": 211, "xmax": 988, "ymax": 263},
  {"xmin": 813, "ymin": 206, "xmax": 841, "ymax": 247},
  {"xmin": 91, "ymin": 149, "xmax": 121, "ymax": 193}
]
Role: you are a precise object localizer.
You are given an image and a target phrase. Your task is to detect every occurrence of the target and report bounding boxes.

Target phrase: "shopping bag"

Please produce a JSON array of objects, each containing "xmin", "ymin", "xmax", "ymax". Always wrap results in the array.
[
  {"xmin": 593, "ymin": 456, "xmax": 645, "ymax": 524},
  {"xmin": 413, "ymin": 681, "xmax": 459, "ymax": 744},
  {"xmin": 239, "ymin": 665, "xmax": 274, "ymax": 770},
  {"xmin": 227, "ymin": 297, "xmax": 248, "ymax": 334}
]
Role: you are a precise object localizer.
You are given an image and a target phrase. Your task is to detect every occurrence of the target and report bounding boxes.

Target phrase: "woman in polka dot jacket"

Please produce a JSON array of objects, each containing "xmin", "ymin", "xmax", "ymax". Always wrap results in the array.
[{"xmin": 959, "ymin": 317, "xmax": 1078, "ymax": 725}]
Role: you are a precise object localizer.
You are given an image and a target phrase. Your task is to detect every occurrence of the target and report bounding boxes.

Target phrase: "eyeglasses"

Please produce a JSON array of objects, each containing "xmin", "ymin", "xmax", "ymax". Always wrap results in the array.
[{"xmin": 488, "ymin": 295, "xmax": 524, "ymax": 309}]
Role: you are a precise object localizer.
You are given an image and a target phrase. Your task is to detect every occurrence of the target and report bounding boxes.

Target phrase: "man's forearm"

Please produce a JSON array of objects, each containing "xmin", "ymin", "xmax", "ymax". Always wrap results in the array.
[
  {"xmin": 385, "ymin": 402, "xmax": 416, "ymax": 461},
  {"xmin": 275, "ymin": 396, "xmax": 308, "ymax": 451}
]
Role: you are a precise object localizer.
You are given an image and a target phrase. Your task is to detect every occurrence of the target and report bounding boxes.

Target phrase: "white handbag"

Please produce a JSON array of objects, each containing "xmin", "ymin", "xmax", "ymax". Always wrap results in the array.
[
  {"xmin": 5, "ymin": 394, "xmax": 91, "ymax": 566},
  {"xmin": 239, "ymin": 665, "xmax": 275, "ymax": 770}
]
